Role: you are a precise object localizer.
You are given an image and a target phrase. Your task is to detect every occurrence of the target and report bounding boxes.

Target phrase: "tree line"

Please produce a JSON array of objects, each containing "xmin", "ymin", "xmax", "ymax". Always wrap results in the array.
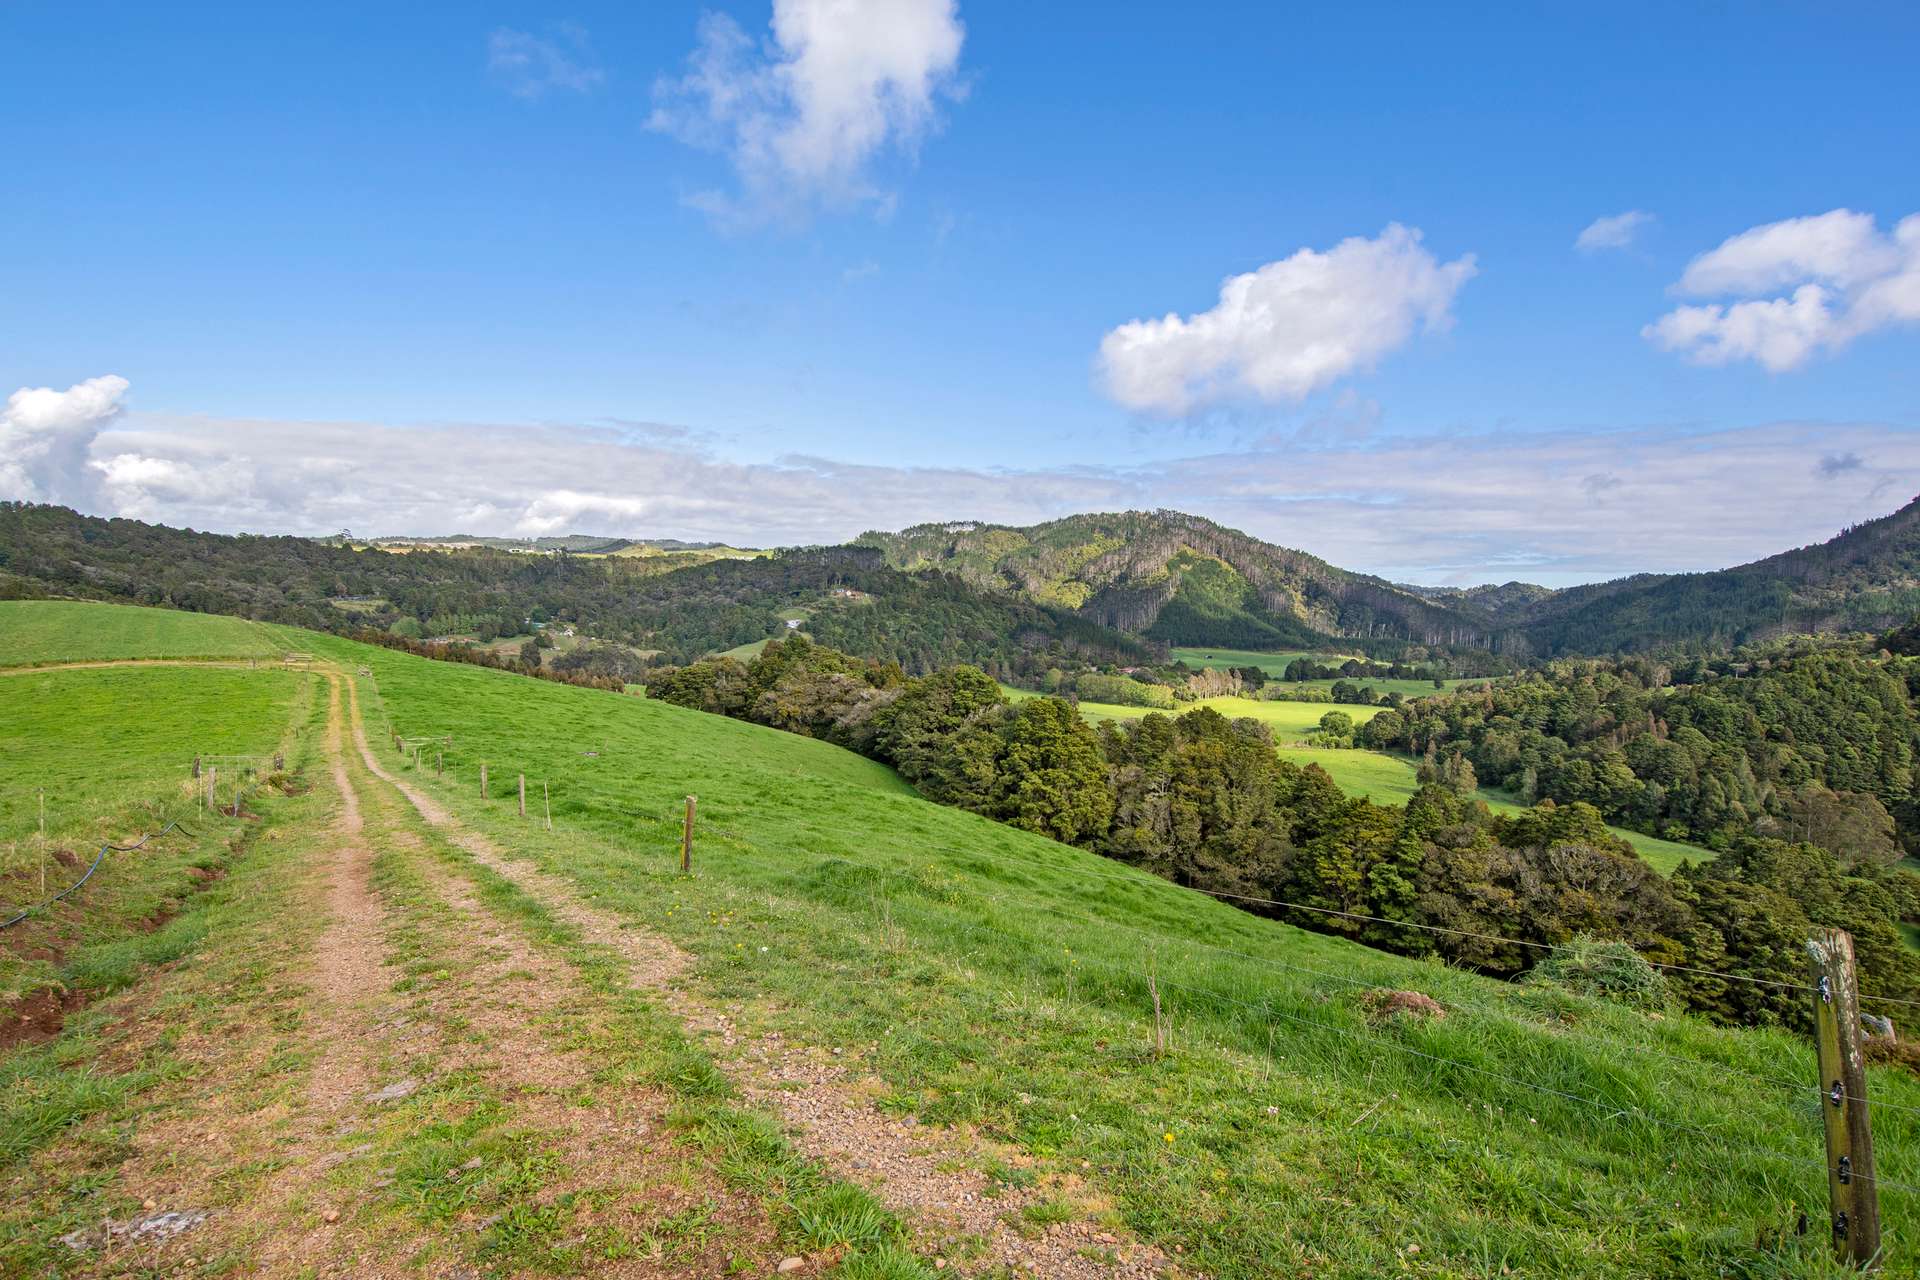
[{"xmin": 648, "ymin": 635, "xmax": 1920, "ymax": 1027}]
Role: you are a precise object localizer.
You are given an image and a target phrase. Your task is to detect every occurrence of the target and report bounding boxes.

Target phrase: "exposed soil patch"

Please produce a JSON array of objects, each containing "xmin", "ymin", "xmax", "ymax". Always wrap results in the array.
[{"xmin": 1, "ymin": 987, "xmax": 87, "ymax": 1051}]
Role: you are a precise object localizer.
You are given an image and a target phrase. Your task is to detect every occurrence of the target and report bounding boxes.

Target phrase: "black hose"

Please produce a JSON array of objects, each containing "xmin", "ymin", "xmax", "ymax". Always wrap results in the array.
[{"xmin": 1, "ymin": 814, "xmax": 200, "ymax": 931}]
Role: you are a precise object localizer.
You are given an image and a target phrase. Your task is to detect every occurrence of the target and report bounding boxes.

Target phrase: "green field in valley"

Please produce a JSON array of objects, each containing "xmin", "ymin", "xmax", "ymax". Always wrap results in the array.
[
  {"xmin": 1015, "ymin": 687, "xmax": 1705, "ymax": 872},
  {"xmin": 1172, "ymin": 645, "xmax": 1492, "ymax": 699},
  {"xmin": 1273, "ymin": 747, "xmax": 1709, "ymax": 873},
  {"xmin": 4, "ymin": 601, "xmax": 1913, "ymax": 1278},
  {"xmin": 1170, "ymin": 646, "xmax": 1358, "ymax": 675},
  {"xmin": 716, "ymin": 609, "xmax": 813, "ymax": 661},
  {"xmin": 1073, "ymin": 693, "xmax": 1385, "ymax": 737},
  {"xmin": 0, "ymin": 600, "xmax": 284, "ymax": 668}
]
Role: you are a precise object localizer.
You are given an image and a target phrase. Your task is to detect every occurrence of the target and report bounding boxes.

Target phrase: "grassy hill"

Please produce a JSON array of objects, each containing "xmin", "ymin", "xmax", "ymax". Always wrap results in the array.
[
  {"xmin": 0, "ymin": 600, "xmax": 283, "ymax": 667},
  {"xmin": 5, "ymin": 601, "xmax": 1919, "ymax": 1277},
  {"xmin": 0, "ymin": 664, "xmax": 302, "ymax": 846}
]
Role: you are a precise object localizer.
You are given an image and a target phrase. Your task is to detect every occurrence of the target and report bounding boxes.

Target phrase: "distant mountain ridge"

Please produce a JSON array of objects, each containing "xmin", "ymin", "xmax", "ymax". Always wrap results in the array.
[
  {"xmin": 857, "ymin": 510, "xmax": 1506, "ymax": 653},
  {"xmin": 360, "ymin": 533, "xmax": 760, "ymax": 555},
  {"xmin": 856, "ymin": 500, "xmax": 1920, "ymax": 656},
  {"xmin": 9, "ymin": 498, "xmax": 1920, "ymax": 661},
  {"xmin": 1492, "ymin": 494, "xmax": 1920, "ymax": 653}
]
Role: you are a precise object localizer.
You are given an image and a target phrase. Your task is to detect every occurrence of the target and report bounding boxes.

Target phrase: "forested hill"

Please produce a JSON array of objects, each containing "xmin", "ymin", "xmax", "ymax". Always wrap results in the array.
[
  {"xmin": 856, "ymin": 510, "xmax": 1497, "ymax": 652},
  {"xmin": 1495, "ymin": 495, "xmax": 1920, "ymax": 654},
  {"xmin": 858, "ymin": 499, "xmax": 1920, "ymax": 657},
  {"xmin": 9, "ymin": 497, "xmax": 1920, "ymax": 664},
  {"xmin": 0, "ymin": 502, "xmax": 1149, "ymax": 674}
]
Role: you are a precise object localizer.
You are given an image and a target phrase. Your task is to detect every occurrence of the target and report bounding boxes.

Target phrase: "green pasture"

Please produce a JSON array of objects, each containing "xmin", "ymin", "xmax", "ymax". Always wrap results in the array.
[
  {"xmin": 289, "ymin": 620, "xmax": 1914, "ymax": 1279},
  {"xmin": 1171, "ymin": 646, "xmax": 1360, "ymax": 675},
  {"xmin": 0, "ymin": 664, "xmax": 309, "ymax": 850},
  {"xmin": 1171, "ymin": 645, "xmax": 1491, "ymax": 698},
  {"xmin": 1075, "ymin": 693, "xmax": 1385, "ymax": 738},
  {"xmin": 1275, "ymin": 747, "xmax": 1707, "ymax": 874},
  {"xmin": 715, "ymin": 609, "xmax": 813, "ymax": 661},
  {"xmin": 1030, "ymin": 688, "xmax": 1705, "ymax": 872},
  {"xmin": 0, "ymin": 600, "xmax": 282, "ymax": 668}
]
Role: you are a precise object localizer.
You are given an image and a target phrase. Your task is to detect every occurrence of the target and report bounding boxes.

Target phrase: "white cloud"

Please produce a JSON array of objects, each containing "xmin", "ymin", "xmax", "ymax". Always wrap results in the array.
[
  {"xmin": 647, "ymin": 0, "xmax": 966, "ymax": 224},
  {"xmin": 1575, "ymin": 210, "xmax": 1653, "ymax": 253},
  {"xmin": 0, "ymin": 374, "xmax": 130, "ymax": 506},
  {"xmin": 516, "ymin": 489, "xmax": 659, "ymax": 535},
  {"xmin": 1642, "ymin": 284, "xmax": 1841, "ymax": 373},
  {"xmin": 42, "ymin": 399, "xmax": 1915, "ymax": 588},
  {"xmin": 1675, "ymin": 209, "xmax": 1895, "ymax": 295},
  {"xmin": 488, "ymin": 25, "xmax": 605, "ymax": 100},
  {"xmin": 1645, "ymin": 209, "xmax": 1920, "ymax": 370},
  {"xmin": 1096, "ymin": 225, "xmax": 1477, "ymax": 416}
]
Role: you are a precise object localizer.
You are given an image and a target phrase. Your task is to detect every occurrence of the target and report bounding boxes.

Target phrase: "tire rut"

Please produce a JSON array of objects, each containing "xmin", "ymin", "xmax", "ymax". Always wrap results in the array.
[{"xmin": 342, "ymin": 675, "xmax": 1174, "ymax": 1279}]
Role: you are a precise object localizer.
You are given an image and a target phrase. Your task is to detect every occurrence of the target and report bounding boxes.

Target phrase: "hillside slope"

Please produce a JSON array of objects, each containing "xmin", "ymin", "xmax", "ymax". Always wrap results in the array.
[
  {"xmin": 9, "ymin": 601, "xmax": 1920, "ymax": 1275},
  {"xmin": 857, "ymin": 510, "xmax": 1494, "ymax": 651},
  {"xmin": 860, "ymin": 498, "xmax": 1920, "ymax": 658},
  {"xmin": 0, "ymin": 503, "xmax": 1149, "ymax": 671},
  {"xmin": 1506, "ymin": 494, "xmax": 1920, "ymax": 653}
]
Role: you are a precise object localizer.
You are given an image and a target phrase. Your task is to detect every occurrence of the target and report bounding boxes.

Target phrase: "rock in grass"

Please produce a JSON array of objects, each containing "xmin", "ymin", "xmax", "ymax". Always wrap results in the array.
[{"xmin": 366, "ymin": 1076, "xmax": 420, "ymax": 1103}]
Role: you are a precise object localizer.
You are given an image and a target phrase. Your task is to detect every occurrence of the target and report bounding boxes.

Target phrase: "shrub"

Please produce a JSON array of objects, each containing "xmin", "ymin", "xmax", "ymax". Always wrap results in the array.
[{"xmin": 1525, "ymin": 935, "xmax": 1670, "ymax": 1010}]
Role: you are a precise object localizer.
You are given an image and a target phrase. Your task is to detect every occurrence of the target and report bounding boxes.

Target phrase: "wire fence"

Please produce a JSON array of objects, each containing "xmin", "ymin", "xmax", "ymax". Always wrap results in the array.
[
  {"xmin": 1, "ymin": 758, "xmax": 266, "ymax": 928},
  {"xmin": 651, "ymin": 797, "xmax": 1920, "ymax": 1200},
  {"xmin": 355, "ymin": 695, "xmax": 1920, "ymax": 1277}
]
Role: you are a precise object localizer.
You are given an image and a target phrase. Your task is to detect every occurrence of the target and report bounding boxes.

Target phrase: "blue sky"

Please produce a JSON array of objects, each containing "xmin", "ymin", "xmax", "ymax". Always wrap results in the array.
[{"xmin": 3, "ymin": 2, "xmax": 1918, "ymax": 583}]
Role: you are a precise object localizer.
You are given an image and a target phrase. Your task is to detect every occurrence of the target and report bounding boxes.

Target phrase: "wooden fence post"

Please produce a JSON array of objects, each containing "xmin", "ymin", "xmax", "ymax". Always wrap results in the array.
[
  {"xmin": 436, "ymin": 752, "xmax": 444, "ymax": 776},
  {"xmin": 1807, "ymin": 927, "xmax": 1882, "ymax": 1266},
  {"xmin": 543, "ymin": 781, "xmax": 551, "ymax": 831},
  {"xmin": 192, "ymin": 755, "xmax": 201, "ymax": 779},
  {"xmin": 518, "ymin": 774, "xmax": 526, "ymax": 819},
  {"xmin": 480, "ymin": 763, "xmax": 488, "ymax": 800},
  {"xmin": 681, "ymin": 795, "xmax": 696, "ymax": 873}
]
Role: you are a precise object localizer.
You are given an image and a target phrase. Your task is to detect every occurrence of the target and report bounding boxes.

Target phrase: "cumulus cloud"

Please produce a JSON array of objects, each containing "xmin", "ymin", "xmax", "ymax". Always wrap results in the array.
[
  {"xmin": 647, "ymin": 0, "xmax": 966, "ymax": 224},
  {"xmin": 1644, "ymin": 209, "xmax": 1920, "ymax": 370},
  {"xmin": 33, "ymin": 396, "xmax": 1913, "ymax": 588},
  {"xmin": 488, "ymin": 24, "xmax": 605, "ymax": 100},
  {"xmin": 1575, "ymin": 210, "xmax": 1653, "ymax": 253},
  {"xmin": 0, "ymin": 375, "xmax": 130, "ymax": 507},
  {"xmin": 1096, "ymin": 225, "xmax": 1477, "ymax": 416}
]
